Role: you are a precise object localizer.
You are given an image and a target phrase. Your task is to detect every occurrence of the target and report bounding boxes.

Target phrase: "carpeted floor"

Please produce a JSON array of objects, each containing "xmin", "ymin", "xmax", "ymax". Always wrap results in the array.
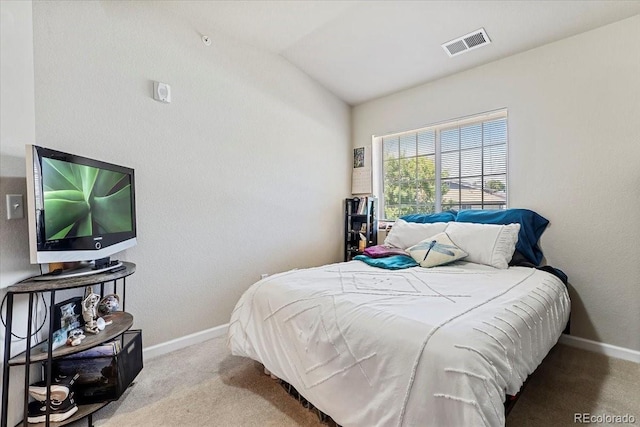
[{"xmin": 71, "ymin": 336, "xmax": 639, "ymax": 427}]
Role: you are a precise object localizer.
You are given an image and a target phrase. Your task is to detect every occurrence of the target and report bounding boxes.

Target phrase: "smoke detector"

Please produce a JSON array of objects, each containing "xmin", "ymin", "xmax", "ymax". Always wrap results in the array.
[{"xmin": 442, "ymin": 28, "xmax": 491, "ymax": 57}]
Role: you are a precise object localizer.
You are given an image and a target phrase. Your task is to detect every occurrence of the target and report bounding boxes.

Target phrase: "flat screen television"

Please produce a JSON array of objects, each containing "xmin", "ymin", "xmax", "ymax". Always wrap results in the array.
[{"xmin": 25, "ymin": 144, "xmax": 137, "ymax": 277}]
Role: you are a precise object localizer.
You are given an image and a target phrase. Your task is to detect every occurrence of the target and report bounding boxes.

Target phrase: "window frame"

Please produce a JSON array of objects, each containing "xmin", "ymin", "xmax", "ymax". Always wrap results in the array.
[{"xmin": 372, "ymin": 109, "xmax": 508, "ymax": 220}]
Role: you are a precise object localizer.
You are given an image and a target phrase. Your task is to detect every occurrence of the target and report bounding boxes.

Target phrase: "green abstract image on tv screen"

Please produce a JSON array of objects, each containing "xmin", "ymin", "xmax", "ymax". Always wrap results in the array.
[{"xmin": 42, "ymin": 158, "xmax": 133, "ymax": 241}]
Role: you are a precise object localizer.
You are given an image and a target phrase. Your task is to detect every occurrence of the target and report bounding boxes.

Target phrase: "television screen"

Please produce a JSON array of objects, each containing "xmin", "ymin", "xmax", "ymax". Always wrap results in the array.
[
  {"xmin": 42, "ymin": 158, "xmax": 133, "ymax": 241},
  {"xmin": 26, "ymin": 145, "xmax": 137, "ymax": 267}
]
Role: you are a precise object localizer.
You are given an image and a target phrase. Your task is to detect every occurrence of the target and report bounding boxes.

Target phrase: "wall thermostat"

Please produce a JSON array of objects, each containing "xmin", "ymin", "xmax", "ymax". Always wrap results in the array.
[{"xmin": 153, "ymin": 81, "xmax": 171, "ymax": 103}]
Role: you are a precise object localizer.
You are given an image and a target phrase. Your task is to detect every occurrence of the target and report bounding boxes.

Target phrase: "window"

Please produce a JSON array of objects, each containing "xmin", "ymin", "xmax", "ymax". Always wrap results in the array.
[{"xmin": 375, "ymin": 110, "xmax": 507, "ymax": 219}]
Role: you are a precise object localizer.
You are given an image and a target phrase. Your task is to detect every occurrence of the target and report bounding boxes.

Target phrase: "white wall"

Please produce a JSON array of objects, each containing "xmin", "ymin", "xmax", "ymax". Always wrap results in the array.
[
  {"xmin": 1, "ymin": 0, "xmax": 349, "ymax": 362},
  {"xmin": 0, "ymin": 0, "xmax": 35, "ymax": 172},
  {"xmin": 31, "ymin": 0, "xmax": 350, "ymax": 342},
  {"xmin": 0, "ymin": 2, "xmax": 43, "ymax": 423},
  {"xmin": 353, "ymin": 16, "xmax": 640, "ymax": 352},
  {"xmin": 0, "ymin": 0, "xmax": 40, "ymax": 284}
]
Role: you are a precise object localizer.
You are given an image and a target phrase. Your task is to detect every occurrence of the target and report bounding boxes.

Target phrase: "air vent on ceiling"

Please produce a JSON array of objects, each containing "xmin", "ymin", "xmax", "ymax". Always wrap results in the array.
[{"xmin": 442, "ymin": 28, "xmax": 491, "ymax": 57}]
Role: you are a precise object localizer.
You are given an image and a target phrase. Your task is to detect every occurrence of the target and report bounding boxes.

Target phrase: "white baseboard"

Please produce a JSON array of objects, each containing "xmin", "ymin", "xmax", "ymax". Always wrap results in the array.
[
  {"xmin": 143, "ymin": 323, "xmax": 229, "ymax": 360},
  {"xmin": 141, "ymin": 327, "xmax": 640, "ymax": 363},
  {"xmin": 559, "ymin": 334, "xmax": 640, "ymax": 363}
]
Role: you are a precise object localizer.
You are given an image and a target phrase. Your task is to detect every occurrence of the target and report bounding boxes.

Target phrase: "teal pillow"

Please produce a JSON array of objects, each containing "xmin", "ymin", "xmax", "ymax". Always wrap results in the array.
[{"xmin": 400, "ymin": 211, "xmax": 457, "ymax": 223}]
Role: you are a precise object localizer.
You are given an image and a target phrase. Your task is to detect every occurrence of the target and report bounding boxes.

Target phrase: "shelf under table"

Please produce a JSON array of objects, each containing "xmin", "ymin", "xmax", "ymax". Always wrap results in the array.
[
  {"xmin": 15, "ymin": 402, "xmax": 109, "ymax": 427},
  {"xmin": 9, "ymin": 312, "xmax": 133, "ymax": 366}
]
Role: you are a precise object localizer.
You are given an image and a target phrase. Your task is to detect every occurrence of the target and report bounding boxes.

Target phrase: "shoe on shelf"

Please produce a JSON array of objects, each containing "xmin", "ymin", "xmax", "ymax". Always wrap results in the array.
[
  {"xmin": 27, "ymin": 392, "xmax": 78, "ymax": 424},
  {"xmin": 28, "ymin": 372, "xmax": 79, "ymax": 402},
  {"xmin": 28, "ymin": 384, "xmax": 69, "ymax": 402}
]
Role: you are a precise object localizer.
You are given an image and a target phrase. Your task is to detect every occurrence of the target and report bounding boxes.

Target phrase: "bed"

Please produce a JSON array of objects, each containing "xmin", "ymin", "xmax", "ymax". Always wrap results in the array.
[{"xmin": 228, "ymin": 210, "xmax": 570, "ymax": 427}]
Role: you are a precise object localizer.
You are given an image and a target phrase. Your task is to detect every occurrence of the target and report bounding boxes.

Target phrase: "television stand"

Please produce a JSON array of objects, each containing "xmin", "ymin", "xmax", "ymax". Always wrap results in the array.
[
  {"xmin": 33, "ymin": 261, "xmax": 124, "ymax": 281},
  {"xmin": 1, "ymin": 262, "xmax": 140, "ymax": 427}
]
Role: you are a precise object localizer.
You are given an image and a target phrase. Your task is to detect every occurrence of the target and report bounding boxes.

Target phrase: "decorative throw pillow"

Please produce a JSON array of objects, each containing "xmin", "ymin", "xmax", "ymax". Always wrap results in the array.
[
  {"xmin": 383, "ymin": 219, "xmax": 449, "ymax": 249},
  {"xmin": 445, "ymin": 222, "xmax": 520, "ymax": 269},
  {"xmin": 407, "ymin": 232, "xmax": 468, "ymax": 268}
]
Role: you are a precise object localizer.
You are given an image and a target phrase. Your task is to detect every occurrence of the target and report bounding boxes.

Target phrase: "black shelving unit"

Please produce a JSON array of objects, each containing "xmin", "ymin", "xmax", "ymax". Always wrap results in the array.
[
  {"xmin": 344, "ymin": 197, "xmax": 378, "ymax": 261},
  {"xmin": 1, "ymin": 263, "xmax": 139, "ymax": 427}
]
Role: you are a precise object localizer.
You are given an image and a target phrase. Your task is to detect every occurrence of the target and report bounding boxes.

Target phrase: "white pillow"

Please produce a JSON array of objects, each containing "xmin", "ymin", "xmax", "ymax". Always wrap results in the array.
[
  {"xmin": 407, "ymin": 232, "xmax": 468, "ymax": 268},
  {"xmin": 383, "ymin": 219, "xmax": 449, "ymax": 249},
  {"xmin": 445, "ymin": 222, "xmax": 520, "ymax": 269}
]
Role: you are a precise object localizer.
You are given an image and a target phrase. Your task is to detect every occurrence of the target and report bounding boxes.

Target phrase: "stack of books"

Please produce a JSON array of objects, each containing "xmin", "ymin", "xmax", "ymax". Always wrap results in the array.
[{"xmin": 354, "ymin": 196, "xmax": 371, "ymax": 215}]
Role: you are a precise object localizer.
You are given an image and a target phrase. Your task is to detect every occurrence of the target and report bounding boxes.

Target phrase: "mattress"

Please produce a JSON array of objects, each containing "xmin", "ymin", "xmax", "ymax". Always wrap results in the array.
[{"xmin": 228, "ymin": 260, "xmax": 570, "ymax": 426}]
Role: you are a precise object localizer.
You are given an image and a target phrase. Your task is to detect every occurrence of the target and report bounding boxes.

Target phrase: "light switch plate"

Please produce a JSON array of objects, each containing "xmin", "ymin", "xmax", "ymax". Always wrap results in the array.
[{"xmin": 6, "ymin": 194, "xmax": 24, "ymax": 219}]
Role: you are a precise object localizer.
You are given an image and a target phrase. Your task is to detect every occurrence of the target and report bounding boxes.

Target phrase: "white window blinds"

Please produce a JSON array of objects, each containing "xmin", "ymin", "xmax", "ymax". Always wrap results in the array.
[{"xmin": 379, "ymin": 111, "xmax": 508, "ymax": 219}]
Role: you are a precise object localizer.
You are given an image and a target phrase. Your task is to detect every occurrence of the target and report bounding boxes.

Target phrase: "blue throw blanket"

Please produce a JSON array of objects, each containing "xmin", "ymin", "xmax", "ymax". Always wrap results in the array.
[{"xmin": 353, "ymin": 254, "xmax": 418, "ymax": 270}]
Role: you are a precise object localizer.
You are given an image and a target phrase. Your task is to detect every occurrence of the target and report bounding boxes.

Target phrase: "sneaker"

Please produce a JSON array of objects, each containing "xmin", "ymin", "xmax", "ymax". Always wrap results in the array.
[
  {"xmin": 27, "ymin": 392, "xmax": 78, "ymax": 423},
  {"xmin": 28, "ymin": 372, "xmax": 79, "ymax": 402}
]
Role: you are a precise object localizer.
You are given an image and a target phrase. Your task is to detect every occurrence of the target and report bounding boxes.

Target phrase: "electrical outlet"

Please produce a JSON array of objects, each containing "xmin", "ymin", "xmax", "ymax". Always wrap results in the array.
[{"xmin": 6, "ymin": 194, "xmax": 24, "ymax": 219}]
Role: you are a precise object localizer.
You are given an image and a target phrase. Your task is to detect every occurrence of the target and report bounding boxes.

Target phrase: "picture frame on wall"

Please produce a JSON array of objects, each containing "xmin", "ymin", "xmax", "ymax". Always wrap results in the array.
[{"xmin": 352, "ymin": 146, "xmax": 372, "ymax": 194}]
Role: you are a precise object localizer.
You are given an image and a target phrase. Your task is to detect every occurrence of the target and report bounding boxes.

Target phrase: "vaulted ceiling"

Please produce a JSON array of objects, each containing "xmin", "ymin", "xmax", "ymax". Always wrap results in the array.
[{"xmin": 153, "ymin": 1, "xmax": 640, "ymax": 105}]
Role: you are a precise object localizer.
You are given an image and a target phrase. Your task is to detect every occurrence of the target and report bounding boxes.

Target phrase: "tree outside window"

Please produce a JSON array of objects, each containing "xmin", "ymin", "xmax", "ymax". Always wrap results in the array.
[{"xmin": 380, "ymin": 114, "xmax": 507, "ymax": 219}]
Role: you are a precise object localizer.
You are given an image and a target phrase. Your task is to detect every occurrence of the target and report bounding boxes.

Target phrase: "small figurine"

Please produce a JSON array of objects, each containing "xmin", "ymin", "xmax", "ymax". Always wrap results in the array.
[
  {"xmin": 82, "ymin": 287, "xmax": 101, "ymax": 334},
  {"xmin": 98, "ymin": 294, "xmax": 120, "ymax": 317},
  {"xmin": 66, "ymin": 328, "xmax": 86, "ymax": 346}
]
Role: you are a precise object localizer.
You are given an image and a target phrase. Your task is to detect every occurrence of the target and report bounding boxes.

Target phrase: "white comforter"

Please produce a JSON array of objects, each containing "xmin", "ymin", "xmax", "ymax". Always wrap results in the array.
[{"xmin": 228, "ymin": 261, "xmax": 570, "ymax": 427}]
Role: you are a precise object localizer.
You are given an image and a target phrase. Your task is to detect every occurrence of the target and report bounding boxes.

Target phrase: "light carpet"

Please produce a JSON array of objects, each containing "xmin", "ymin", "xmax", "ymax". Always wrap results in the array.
[{"xmin": 70, "ymin": 336, "xmax": 639, "ymax": 426}]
